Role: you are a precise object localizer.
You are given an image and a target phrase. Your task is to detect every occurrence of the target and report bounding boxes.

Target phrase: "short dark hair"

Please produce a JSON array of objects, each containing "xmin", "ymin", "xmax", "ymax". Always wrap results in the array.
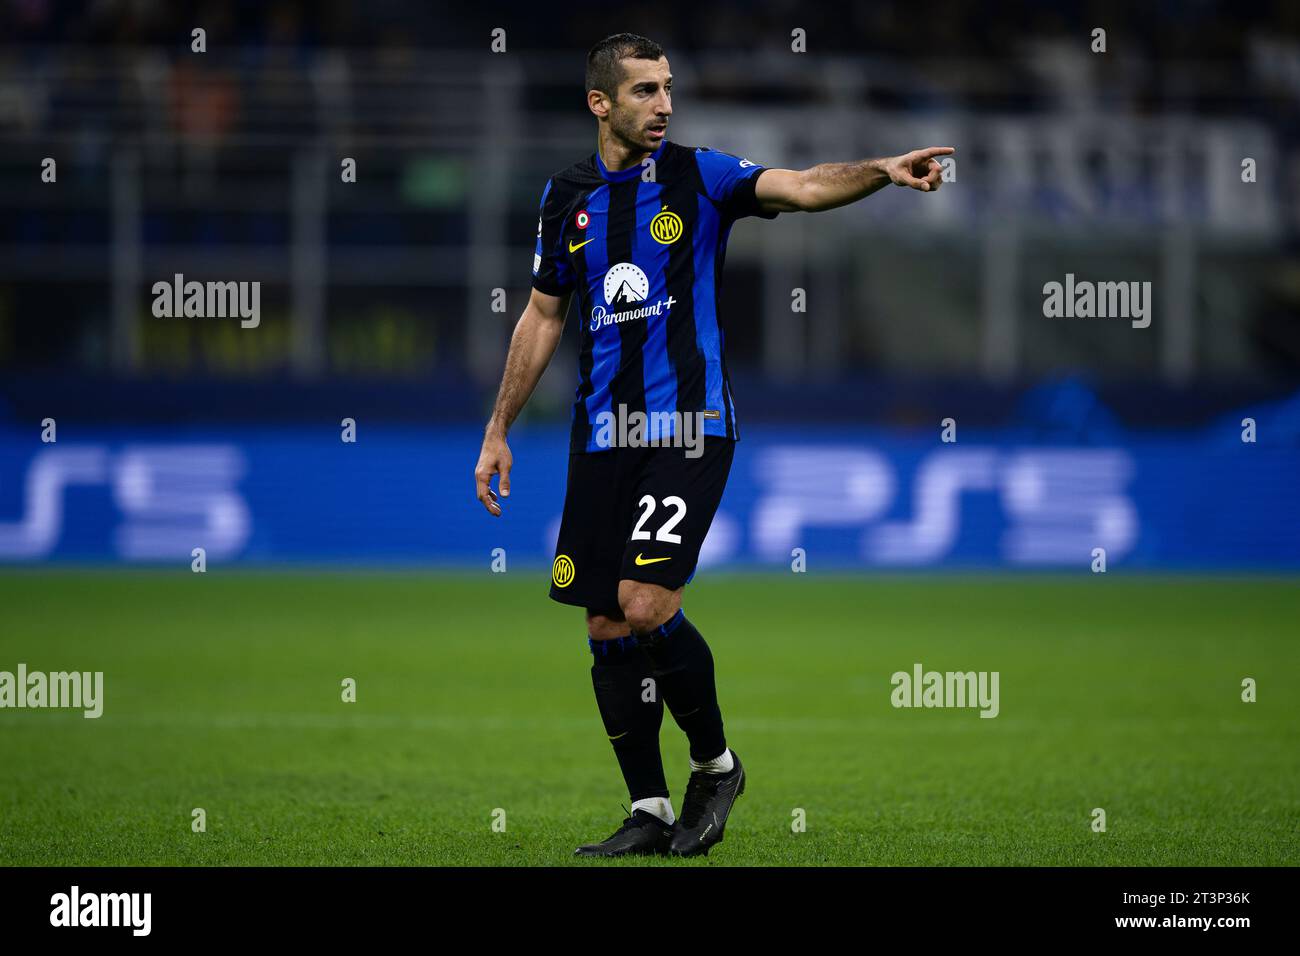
[{"xmin": 585, "ymin": 33, "xmax": 665, "ymax": 100}]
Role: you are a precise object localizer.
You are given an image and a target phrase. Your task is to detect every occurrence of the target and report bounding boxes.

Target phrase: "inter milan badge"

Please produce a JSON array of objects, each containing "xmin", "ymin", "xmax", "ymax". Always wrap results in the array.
[
  {"xmin": 575, "ymin": 209, "xmax": 589, "ymax": 230},
  {"xmin": 650, "ymin": 206, "xmax": 682, "ymax": 245},
  {"xmin": 552, "ymin": 554, "xmax": 575, "ymax": 588}
]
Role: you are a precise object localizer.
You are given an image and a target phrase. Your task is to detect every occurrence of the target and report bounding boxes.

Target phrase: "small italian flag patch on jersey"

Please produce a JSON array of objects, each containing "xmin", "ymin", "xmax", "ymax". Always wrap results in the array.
[{"xmin": 575, "ymin": 210, "xmax": 589, "ymax": 229}]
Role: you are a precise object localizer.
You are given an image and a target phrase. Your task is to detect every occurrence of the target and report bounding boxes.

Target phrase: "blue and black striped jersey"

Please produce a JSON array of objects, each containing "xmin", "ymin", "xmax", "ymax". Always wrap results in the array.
[{"xmin": 531, "ymin": 139, "xmax": 779, "ymax": 453}]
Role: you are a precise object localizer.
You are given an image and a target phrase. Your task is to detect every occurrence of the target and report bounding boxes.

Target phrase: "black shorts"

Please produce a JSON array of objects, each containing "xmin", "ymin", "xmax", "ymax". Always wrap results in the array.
[{"xmin": 549, "ymin": 437, "xmax": 735, "ymax": 611}]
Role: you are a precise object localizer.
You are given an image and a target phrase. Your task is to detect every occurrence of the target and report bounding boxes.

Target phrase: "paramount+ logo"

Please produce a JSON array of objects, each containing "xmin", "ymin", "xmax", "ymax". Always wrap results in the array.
[{"xmin": 590, "ymin": 263, "xmax": 676, "ymax": 332}]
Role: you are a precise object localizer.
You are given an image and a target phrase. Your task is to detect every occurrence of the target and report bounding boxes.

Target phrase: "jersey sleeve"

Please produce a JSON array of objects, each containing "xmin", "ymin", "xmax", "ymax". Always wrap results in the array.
[
  {"xmin": 531, "ymin": 178, "xmax": 575, "ymax": 296},
  {"xmin": 695, "ymin": 147, "xmax": 780, "ymax": 221}
]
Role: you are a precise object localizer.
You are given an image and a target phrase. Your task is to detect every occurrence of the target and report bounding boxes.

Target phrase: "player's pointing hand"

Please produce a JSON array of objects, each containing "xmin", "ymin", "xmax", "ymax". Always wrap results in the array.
[
  {"xmin": 475, "ymin": 431, "xmax": 512, "ymax": 517},
  {"xmin": 884, "ymin": 146, "xmax": 954, "ymax": 192}
]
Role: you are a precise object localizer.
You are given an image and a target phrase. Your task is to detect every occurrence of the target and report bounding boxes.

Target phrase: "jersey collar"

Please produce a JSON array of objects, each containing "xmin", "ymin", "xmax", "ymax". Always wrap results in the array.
[{"xmin": 596, "ymin": 139, "xmax": 668, "ymax": 183}]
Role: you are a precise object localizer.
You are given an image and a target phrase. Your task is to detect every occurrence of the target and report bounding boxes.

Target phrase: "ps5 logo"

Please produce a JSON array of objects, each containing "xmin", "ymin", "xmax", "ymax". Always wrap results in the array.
[
  {"xmin": 750, "ymin": 446, "xmax": 1137, "ymax": 565},
  {"xmin": 0, "ymin": 446, "xmax": 249, "ymax": 560}
]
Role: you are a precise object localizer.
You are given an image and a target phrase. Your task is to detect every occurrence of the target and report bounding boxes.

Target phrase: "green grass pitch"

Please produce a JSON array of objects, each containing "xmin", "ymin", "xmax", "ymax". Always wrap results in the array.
[{"xmin": 1, "ymin": 570, "xmax": 1296, "ymax": 866}]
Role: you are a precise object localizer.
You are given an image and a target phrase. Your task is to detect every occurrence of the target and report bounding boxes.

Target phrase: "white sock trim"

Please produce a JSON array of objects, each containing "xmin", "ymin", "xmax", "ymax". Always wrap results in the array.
[
  {"xmin": 631, "ymin": 796, "xmax": 675, "ymax": 826},
  {"xmin": 689, "ymin": 748, "xmax": 735, "ymax": 774}
]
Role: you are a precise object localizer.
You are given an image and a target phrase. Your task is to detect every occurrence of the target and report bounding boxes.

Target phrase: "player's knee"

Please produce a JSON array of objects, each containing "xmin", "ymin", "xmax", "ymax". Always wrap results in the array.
[{"xmin": 617, "ymin": 583, "xmax": 679, "ymax": 635}]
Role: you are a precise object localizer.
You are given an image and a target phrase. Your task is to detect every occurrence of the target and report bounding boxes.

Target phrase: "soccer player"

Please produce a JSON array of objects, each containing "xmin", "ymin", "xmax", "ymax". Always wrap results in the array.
[{"xmin": 474, "ymin": 33, "xmax": 951, "ymax": 857}]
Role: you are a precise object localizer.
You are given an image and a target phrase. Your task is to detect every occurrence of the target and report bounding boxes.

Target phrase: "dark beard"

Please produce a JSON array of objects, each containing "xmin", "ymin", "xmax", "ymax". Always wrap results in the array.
[{"xmin": 611, "ymin": 110, "xmax": 655, "ymax": 152}]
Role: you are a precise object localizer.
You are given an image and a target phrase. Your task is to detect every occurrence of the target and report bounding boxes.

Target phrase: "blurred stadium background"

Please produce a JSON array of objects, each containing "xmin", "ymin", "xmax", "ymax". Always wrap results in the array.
[
  {"xmin": 0, "ymin": 1, "xmax": 1298, "ymax": 867},
  {"xmin": 0, "ymin": 0, "xmax": 1297, "ymax": 570}
]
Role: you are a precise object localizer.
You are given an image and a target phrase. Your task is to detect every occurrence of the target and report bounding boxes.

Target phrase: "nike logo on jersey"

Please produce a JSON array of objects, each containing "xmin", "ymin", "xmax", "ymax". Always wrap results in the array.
[
  {"xmin": 634, "ymin": 554, "xmax": 671, "ymax": 566},
  {"xmin": 568, "ymin": 238, "xmax": 595, "ymax": 252}
]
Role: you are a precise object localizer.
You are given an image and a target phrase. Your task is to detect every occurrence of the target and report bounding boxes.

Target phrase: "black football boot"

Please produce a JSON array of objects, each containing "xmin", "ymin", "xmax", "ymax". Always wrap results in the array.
[
  {"xmin": 574, "ymin": 808, "xmax": 674, "ymax": 858},
  {"xmin": 669, "ymin": 750, "xmax": 745, "ymax": 857}
]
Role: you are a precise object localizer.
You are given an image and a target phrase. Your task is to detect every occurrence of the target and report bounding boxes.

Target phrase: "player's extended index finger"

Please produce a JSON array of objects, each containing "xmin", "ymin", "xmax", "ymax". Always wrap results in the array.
[{"xmin": 915, "ymin": 146, "xmax": 956, "ymax": 160}]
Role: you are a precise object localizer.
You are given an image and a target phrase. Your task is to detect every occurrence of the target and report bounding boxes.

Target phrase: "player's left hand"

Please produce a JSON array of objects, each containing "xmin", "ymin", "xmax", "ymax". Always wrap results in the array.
[
  {"xmin": 475, "ymin": 432, "xmax": 512, "ymax": 517},
  {"xmin": 883, "ymin": 146, "xmax": 953, "ymax": 192}
]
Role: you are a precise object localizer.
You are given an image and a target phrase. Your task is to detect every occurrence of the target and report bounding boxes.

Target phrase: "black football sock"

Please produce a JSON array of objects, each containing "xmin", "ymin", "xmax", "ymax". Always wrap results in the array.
[
  {"xmin": 636, "ymin": 611, "xmax": 727, "ymax": 763},
  {"xmin": 588, "ymin": 634, "xmax": 669, "ymax": 802}
]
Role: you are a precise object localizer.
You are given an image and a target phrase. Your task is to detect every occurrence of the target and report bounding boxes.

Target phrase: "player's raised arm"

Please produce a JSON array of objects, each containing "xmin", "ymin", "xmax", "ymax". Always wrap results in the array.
[
  {"xmin": 754, "ymin": 146, "xmax": 955, "ymax": 213},
  {"xmin": 475, "ymin": 287, "xmax": 571, "ymax": 516}
]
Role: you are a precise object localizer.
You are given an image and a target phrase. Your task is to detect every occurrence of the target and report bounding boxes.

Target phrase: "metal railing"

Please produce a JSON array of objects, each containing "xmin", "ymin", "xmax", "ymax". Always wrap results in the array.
[{"xmin": 0, "ymin": 48, "xmax": 1292, "ymax": 386}]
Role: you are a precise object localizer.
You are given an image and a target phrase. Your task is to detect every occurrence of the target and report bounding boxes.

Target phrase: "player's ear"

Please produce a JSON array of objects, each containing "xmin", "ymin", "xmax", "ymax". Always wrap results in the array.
[{"xmin": 587, "ymin": 90, "xmax": 609, "ymax": 119}]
